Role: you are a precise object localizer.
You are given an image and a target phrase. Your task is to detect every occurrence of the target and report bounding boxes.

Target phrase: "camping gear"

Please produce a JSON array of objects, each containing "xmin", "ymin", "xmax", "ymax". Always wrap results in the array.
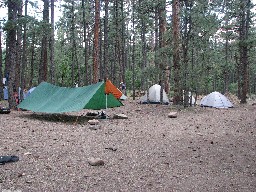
[
  {"xmin": 200, "ymin": 91, "xmax": 233, "ymax": 108},
  {"xmin": 0, "ymin": 155, "xmax": 19, "ymax": 165},
  {"xmin": 3, "ymin": 86, "xmax": 8, "ymax": 100},
  {"xmin": 0, "ymin": 107, "xmax": 11, "ymax": 114},
  {"xmin": 18, "ymin": 81, "xmax": 123, "ymax": 113},
  {"xmin": 140, "ymin": 84, "xmax": 169, "ymax": 104}
]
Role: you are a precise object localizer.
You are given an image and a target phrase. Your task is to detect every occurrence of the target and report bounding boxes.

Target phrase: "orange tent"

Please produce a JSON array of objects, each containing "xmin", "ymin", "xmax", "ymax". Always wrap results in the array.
[{"xmin": 105, "ymin": 80, "xmax": 122, "ymax": 99}]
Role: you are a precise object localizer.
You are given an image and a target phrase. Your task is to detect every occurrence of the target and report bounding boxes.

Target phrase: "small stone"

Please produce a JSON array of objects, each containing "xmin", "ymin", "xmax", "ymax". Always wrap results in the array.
[
  {"xmin": 24, "ymin": 152, "xmax": 32, "ymax": 155},
  {"xmin": 89, "ymin": 125, "xmax": 101, "ymax": 130},
  {"xmin": 88, "ymin": 157, "xmax": 104, "ymax": 166},
  {"xmin": 113, "ymin": 114, "xmax": 128, "ymax": 119},
  {"xmin": 168, "ymin": 112, "xmax": 178, "ymax": 118},
  {"xmin": 88, "ymin": 119, "xmax": 99, "ymax": 125}
]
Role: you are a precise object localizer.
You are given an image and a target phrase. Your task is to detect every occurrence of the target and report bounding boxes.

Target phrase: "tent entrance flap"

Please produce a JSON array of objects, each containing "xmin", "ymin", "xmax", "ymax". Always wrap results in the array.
[{"xmin": 18, "ymin": 82, "xmax": 123, "ymax": 113}]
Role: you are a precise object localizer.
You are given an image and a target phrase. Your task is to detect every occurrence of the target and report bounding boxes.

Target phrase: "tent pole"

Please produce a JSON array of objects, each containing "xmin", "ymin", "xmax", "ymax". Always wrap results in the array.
[{"xmin": 106, "ymin": 94, "xmax": 107, "ymax": 109}]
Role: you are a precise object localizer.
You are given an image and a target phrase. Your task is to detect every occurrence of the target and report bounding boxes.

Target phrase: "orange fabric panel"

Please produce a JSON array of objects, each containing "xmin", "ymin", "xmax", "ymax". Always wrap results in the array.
[{"xmin": 105, "ymin": 80, "xmax": 122, "ymax": 99}]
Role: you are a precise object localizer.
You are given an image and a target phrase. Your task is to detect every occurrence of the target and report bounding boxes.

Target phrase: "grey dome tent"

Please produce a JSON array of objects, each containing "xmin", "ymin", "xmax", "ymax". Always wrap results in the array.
[
  {"xmin": 200, "ymin": 91, "xmax": 233, "ymax": 108},
  {"xmin": 140, "ymin": 84, "xmax": 169, "ymax": 104}
]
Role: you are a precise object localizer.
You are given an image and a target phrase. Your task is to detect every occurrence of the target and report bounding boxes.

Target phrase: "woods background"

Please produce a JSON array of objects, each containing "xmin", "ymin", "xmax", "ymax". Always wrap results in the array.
[{"xmin": 0, "ymin": 0, "xmax": 255, "ymax": 108}]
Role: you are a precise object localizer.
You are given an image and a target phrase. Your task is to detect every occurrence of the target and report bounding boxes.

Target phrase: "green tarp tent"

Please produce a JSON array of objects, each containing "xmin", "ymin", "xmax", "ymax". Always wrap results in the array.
[{"xmin": 18, "ymin": 81, "xmax": 123, "ymax": 113}]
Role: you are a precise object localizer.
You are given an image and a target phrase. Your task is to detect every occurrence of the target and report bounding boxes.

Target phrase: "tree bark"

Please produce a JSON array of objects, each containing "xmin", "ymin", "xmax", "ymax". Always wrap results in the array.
[
  {"xmin": 139, "ymin": 0, "xmax": 147, "ymax": 91},
  {"xmin": 39, "ymin": 0, "xmax": 49, "ymax": 83},
  {"xmin": 93, "ymin": 0, "xmax": 100, "ymax": 83},
  {"xmin": 16, "ymin": 0, "xmax": 22, "ymax": 95},
  {"xmin": 172, "ymin": 0, "xmax": 182, "ymax": 105},
  {"xmin": 82, "ymin": 0, "xmax": 89, "ymax": 85},
  {"xmin": 103, "ymin": 0, "xmax": 109, "ymax": 80},
  {"xmin": 29, "ymin": 31, "xmax": 35, "ymax": 88},
  {"xmin": 6, "ymin": 0, "xmax": 18, "ymax": 109},
  {"xmin": 239, "ymin": 0, "xmax": 251, "ymax": 104},
  {"xmin": 20, "ymin": 0, "xmax": 28, "ymax": 99},
  {"xmin": 0, "ymin": 30, "xmax": 3, "ymax": 100},
  {"xmin": 49, "ymin": 0, "xmax": 55, "ymax": 84}
]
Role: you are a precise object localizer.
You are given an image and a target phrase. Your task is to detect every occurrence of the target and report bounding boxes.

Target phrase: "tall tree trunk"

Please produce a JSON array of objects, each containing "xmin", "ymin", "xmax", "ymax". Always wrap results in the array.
[
  {"xmin": 70, "ymin": 1, "xmax": 79, "ymax": 86},
  {"xmin": 182, "ymin": 0, "xmax": 192, "ymax": 107},
  {"xmin": 39, "ymin": 0, "xmax": 49, "ymax": 83},
  {"xmin": 104, "ymin": 0, "xmax": 109, "ymax": 80},
  {"xmin": 159, "ymin": 0, "xmax": 169, "ymax": 103},
  {"xmin": 154, "ymin": 5, "xmax": 159, "ymax": 82},
  {"xmin": 132, "ymin": 0, "xmax": 136, "ymax": 100},
  {"xmin": 93, "ymin": 0, "xmax": 100, "ymax": 83},
  {"xmin": 49, "ymin": 0, "xmax": 55, "ymax": 84},
  {"xmin": 239, "ymin": 0, "xmax": 251, "ymax": 104},
  {"xmin": 16, "ymin": 0, "xmax": 22, "ymax": 97},
  {"xmin": 20, "ymin": 0, "xmax": 28, "ymax": 99},
  {"xmin": 172, "ymin": 0, "xmax": 182, "ymax": 105},
  {"xmin": 0, "ymin": 29, "xmax": 3, "ymax": 100},
  {"xmin": 6, "ymin": 0, "xmax": 18, "ymax": 109},
  {"xmin": 82, "ymin": 0, "xmax": 89, "ymax": 85},
  {"xmin": 29, "ymin": 31, "xmax": 35, "ymax": 87},
  {"xmin": 139, "ymin": 0, "xmax": 147, "ymax": 91},
  {"xmin": 121, "ymin": 0, "xmax": 126, "ymax": 84}
]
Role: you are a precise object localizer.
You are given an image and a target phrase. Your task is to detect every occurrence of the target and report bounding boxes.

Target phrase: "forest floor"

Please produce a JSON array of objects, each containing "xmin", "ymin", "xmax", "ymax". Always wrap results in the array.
[{"xmin": 0, "ymin": 97, "xmax": 255, "ymax": 192}]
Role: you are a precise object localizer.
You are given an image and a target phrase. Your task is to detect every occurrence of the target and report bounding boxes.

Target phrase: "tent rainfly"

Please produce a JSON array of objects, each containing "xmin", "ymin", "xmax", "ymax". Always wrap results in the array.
[
  {"xmin": 200, "ymin": 91, "xmax": 233, "ymax": 108},
  {"xmin": 18, "ymin": 81, "xmax": 123, "ymax": 113},
  {"xmin": 140, "ymin": 84, "xmax": 169, "ymax": 104}
]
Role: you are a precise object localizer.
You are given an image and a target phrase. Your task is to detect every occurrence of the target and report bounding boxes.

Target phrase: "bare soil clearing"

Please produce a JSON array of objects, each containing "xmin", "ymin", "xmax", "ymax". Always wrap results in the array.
[{"xmin": 0, "ymin": 99, "xmax": 255, "ymax": 192}]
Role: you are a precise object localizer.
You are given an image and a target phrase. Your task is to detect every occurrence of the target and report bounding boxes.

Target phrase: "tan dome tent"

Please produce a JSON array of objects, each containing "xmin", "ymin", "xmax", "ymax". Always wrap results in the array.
[
  {"xmin": 200, "ymin": 91, "xmax": 233, "ymax": 108},
  {"xmin": 140, "ymin": 84, "xmax": 169, "ymax": 104}
]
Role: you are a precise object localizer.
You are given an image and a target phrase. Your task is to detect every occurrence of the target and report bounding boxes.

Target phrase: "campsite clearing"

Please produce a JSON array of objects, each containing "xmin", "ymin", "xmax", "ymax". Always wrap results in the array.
[{"xmin": 0, "ymin": 99, "xmax": 255, "ymax": 191}]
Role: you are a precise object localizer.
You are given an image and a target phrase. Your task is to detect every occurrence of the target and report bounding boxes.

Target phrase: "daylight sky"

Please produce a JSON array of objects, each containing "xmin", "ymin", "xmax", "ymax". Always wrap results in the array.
[{"xmin": 0, "ymin": 1, "xmax": 256, "ymax": 26}]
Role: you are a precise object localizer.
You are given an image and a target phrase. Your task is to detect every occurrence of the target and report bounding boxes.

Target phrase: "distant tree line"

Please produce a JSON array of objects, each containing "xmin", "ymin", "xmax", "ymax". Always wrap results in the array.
[{"xmin": 0, "ymin": 0, "xmax": 255, "ymax": 109}]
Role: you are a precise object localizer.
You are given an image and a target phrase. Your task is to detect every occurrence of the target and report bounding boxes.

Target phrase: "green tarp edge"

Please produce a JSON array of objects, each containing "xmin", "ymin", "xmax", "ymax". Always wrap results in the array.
[{"xmin": 18, "ymin": 82, "xmax": 123, "ymax": 113}]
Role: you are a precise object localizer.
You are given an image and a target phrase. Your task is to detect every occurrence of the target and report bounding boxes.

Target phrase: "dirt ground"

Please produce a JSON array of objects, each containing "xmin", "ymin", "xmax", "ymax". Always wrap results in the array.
[{"xmin": 0, "ymin": 98, "xmax": 255, "ymax": 192}]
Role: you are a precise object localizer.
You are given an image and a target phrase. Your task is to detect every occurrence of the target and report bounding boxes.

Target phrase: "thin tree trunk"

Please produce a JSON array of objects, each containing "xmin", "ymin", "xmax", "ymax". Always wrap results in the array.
[
  {"xmin": 82, "ymin": 0, "xmax": 89, "ymax": 85},
  {"xmin": 0, "ymin": 30, "xmax": 3, "ymax": 100},
  {"xmin": 20, "ymin": 0, "xmax": 28, "ymax": 99},
  {"xmin": 239, "ymin": 0, "xmax": 251, "ymax": 104},
  {"xmin": 121, "ymin": 0, "xmax": 126, "ymax": 84},
  {"xmin": 104, "ymin": 0, "xmax": 109, "ymax": 80},
  {"xmin": 49, "ymin": 0, "xmax": 55, "ymax": 84},
  {"xmin": 29, "ymin": 31, "xmax": 35, "ymax": 87},
  {"xmin": 139, "ymin": 0, "xmax": 147, "ymax": 91},
  {"xmin": 132, "ymin": 0, "xmax": 136, "ymax": 100},
  {"xmin": 39, "ymin": 0, "xmax": 49, "ymax": 83},
  {"xmin": 93, "ymin": 0, "xmax": 100, "ymax": 83},
  {"xmin": 16, "ymin": 0, "xmax": 22, "ymax": 97},
  {"xmin": 182, "ymin": 0, "xmax": 192, "ymax": 107},
  {"xmin": 71, "ymin": 1, "xmax": 75, "ymax": 86},
  {"xmin": 154, "ymin": 5, "xmax": 159, "ymax": 82}
]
